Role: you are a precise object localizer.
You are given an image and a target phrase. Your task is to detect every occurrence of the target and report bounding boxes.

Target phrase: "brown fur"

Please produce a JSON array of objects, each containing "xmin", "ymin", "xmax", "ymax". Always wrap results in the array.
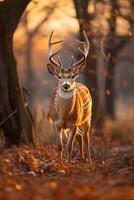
[
  {"xmin": 48, "ymin": 83, "xmax": 92, "ymax": 164},
  {"xmin": 47, "ymin": 30, "xmax": 91, "ymax": 163}
]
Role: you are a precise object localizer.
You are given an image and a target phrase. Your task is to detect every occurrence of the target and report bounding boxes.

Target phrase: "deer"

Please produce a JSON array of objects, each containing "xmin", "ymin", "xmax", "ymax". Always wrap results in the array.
[{"xmin": 47, "ymin": 30, "xmax": 92, "ymax": 165}]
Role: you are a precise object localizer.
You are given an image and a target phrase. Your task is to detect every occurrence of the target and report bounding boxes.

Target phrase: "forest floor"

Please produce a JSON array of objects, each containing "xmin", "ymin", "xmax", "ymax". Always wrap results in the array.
[{"xmin": 0, "ymin": 127, "xmax": 134, "ymax": 200}]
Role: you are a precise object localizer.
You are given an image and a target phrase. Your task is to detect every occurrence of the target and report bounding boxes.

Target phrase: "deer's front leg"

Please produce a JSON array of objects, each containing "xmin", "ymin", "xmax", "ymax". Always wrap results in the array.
[
  {"xmin": 54, "ymin": 125, "xmax": 63, "ymax": 159},
  {"xmin": 67, "ymin": 127, "xmax": 77, "ymax": 163},
  {"xmin": 76, "ymin": 134, "xmax": 85, "ymax": 161}
]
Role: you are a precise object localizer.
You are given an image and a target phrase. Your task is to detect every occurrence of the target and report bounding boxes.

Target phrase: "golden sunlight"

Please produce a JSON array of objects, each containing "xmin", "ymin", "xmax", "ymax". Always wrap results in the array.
[{"xmin": 14, "ymin": 0, "xmax": 78, "ymax": 51}]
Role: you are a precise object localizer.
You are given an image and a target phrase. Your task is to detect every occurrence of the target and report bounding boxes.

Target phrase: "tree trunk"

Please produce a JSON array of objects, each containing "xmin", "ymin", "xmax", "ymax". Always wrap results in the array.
[
  {"xmin": 104, "ymin": 1, "xmax": 117, "ymax": 119},
  {"xmin": 23, "ymin": 12, "xmax": 34, "ymax": 105},
  {"xmin": 0, "ymin": 0, "xmax": 36, "ymax": 145},
  {"xmin": 105, "ymin": 56, "xmax": 115, "ymax": 119},
  {"xmin": 25, "ymin": 35, "xmax": 34, "ymax": 104},
  {"xmin": 73, "ymin": 0, "xmax": 99, "ymax": 126}
]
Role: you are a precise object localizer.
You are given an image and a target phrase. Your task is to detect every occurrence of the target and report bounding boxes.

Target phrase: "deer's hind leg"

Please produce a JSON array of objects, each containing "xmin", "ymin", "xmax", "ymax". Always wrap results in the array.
[
  {"xmin": 84, "ymin": 130, "xmax": 92, "ymax": 165},
  {"xmin": 82, "ymin": 122, "xmax": 92, "ymax": 165}
]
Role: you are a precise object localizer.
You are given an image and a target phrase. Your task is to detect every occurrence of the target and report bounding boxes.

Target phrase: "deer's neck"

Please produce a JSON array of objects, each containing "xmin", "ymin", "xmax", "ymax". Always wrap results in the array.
[{"xmin": 56, "ymin": 88, "xmax": 76, "ymax": 120}]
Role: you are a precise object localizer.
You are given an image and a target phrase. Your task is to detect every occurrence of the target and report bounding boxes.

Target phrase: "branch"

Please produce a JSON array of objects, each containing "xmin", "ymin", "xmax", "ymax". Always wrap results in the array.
[
  {"xmin": 111, "ymin": 37, "xmax": 129, "ymax": 56},
  {"xmin": 0, "ymin": 110, "xmax": 17, "ymax": 126},
  {"xmin": 23, "ymin": 87, "xmax": 31, "ymax": 96},
  {"xmin": 32, "ymin": 0, "xmax": 38, "ymax": 4},
  {"xmin": 31, "ymin": 5, "xmax": 57, "ymax": 36},
  {"xmin": 23, "ymin": 3, "xmax": 57, "ymax": 37},
  {"xmin": 100, "ymin": 34, "xmax": 111, "ymax": 63}
]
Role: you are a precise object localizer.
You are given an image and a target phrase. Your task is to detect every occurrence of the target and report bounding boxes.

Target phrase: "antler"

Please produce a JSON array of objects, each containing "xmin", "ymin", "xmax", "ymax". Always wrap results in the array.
[
  {"xmin": 71, "ymin": 30, "xmax": 89, "ymax": 68},
  {"xmin": 48, "ymin": 30, "xmax": 63, "ymax": 68}
]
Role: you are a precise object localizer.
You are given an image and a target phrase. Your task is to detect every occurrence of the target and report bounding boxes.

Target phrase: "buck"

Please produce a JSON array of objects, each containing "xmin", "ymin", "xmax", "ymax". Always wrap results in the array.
[{"xmin": 47, "ymin": 30, "xmax": 92, "ymax": 164}]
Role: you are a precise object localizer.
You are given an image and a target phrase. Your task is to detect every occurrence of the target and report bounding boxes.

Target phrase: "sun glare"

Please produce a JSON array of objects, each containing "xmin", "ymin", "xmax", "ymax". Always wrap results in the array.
[{"xmin": 15, "ymin": 0, "xmax": 78, "ymax": 46}]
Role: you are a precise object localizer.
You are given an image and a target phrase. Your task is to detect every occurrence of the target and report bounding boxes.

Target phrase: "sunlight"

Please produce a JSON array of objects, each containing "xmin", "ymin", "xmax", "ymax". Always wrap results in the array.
[
  {"xmin": 48, "ymin": 20, "xmax": 63, "ymax": 30},
  {"xmin": 0, "ymin": 1, "xmax": 134, "ymax": 199},
  {"xmin": 15, "ymin": 0, "xmax": 78, "ymax": 47},
  {"xmin": 116, "ymin": 17, "xmax": 130, "ymax": 35}
]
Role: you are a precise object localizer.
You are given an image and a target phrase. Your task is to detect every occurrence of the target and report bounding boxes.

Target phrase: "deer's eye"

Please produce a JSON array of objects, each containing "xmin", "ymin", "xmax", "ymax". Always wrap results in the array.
[
  {"xmin": 72, "ymin": 75, "xmax": 75, "ymax": 79},
  {"xmin": 58, "ymin": 76, "xmax": 61, "ymax": 79}
]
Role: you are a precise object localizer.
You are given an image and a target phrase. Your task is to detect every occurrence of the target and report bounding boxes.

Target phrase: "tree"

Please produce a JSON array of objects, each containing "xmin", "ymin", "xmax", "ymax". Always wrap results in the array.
[
  {"xmin": 0, "ymin": 0, "xmax": 36, "ymax": 145},
  {"xmin": 20, "ymin": 2, "xmax": 58, "ymax": 104},
  {"xmin": 105, "ymin": 0, "xmax": 118, "ymax": 119},
  {"xmin": 73, "ymin": 0, "xmax": 134, "ymax": 124},
  {"xmin": 105, "ymin": 0, "xmax": 133, "ymax": 119},
  {"xmin": 73, "ymin": 0, "xmax": 99, "ymax": 125}
]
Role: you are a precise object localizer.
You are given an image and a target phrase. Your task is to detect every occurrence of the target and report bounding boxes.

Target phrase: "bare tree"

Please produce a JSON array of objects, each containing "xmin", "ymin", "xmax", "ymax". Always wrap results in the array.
[
  {"xmin": 73, "ymin": 0, "xmax": 99, "ymax": 125},
  {"xmin": 73, "ymin": 0, "xmax": 133, "ymax": 123},
  {"xmin": 105, "ymin": 0, "xmax": 133, "ymax": 119},
  {"xmin": 21, "ymin": 2, "xmax": 58, "ymax": 104},
  {"xmin": 0, "ymin": 0, "xmax": 36, "ymax": 145}
]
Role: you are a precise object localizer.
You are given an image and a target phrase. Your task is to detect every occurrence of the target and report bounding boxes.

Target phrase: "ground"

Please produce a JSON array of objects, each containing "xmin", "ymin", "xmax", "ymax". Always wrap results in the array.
[{"xmin": 0, "ymin": 128, "xmax": 134, "ymax": 200}]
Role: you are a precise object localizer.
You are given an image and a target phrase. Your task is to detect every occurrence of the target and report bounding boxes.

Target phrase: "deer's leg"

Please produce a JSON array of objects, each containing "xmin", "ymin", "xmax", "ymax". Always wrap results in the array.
[
  {"xmin": 84, "ymin": 130, "xmax": 92, "ymax": 165},
  {"xmin": 67, "ymin": 127, "xmax": 77, "ymax": 163},
  {"xmin": 76, "ymin": 134, "xmax": 85, "ymax": 160},
  {"xmin": 54, "ymin": 125, "xmax": 63, "ymax": 159}
]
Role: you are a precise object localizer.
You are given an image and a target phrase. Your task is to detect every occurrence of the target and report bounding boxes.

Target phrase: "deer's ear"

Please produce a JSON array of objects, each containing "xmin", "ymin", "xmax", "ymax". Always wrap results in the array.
[
  {"xmin": 73, "ymin": 63, "xmax": 86, "ymax": 75},
  {"xmin": 47, "ymin": 63, "xmax": 59, "ymax": 76}
]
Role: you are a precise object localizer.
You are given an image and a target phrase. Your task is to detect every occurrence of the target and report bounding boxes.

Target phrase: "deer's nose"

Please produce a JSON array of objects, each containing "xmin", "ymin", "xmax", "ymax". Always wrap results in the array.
[{"xmin": 63, "ymin": 83, "xmax": 70, "ymax": 90}]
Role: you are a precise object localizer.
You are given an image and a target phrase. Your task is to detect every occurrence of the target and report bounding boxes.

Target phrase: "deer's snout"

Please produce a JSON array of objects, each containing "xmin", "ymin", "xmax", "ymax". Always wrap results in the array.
[{"xmin": 63, "ymin": 83, "xmax": 70, "ymax": 90}]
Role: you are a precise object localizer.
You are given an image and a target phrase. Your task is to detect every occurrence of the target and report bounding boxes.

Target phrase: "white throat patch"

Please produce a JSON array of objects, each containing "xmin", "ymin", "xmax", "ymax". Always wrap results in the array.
[{"xmin": 58, "ymin": 89, "xmax": 75, "ymax": 99}]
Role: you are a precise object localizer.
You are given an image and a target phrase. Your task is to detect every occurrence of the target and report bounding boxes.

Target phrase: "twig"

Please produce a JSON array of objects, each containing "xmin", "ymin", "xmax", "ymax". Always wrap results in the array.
[
  {"xmin": 32, "ymin": 0, "xmax": 38, "ymax": 4},
  {"xmin": 100, "ymin": 34, "xmax": 111, "ymax": 63},
  {"xmin": 23, "ymin": 87, "xmax": 31, "ymax": 97},
  {"xmin": 0, "ymin": 110, "xmax": 17, "ymax": 126}
]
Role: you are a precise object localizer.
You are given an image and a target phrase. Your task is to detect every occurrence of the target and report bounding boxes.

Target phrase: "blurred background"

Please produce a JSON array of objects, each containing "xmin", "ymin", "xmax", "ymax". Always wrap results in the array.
[{"xmin": 13, "ymin": 0, "xmax": 134, "ymax": 143}]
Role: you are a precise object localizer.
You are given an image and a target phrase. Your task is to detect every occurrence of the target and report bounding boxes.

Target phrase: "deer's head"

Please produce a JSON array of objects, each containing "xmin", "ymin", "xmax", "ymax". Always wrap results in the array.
[{"xmin": 47, "ymin": 30, "xmax": 89, "ymax": 92}]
